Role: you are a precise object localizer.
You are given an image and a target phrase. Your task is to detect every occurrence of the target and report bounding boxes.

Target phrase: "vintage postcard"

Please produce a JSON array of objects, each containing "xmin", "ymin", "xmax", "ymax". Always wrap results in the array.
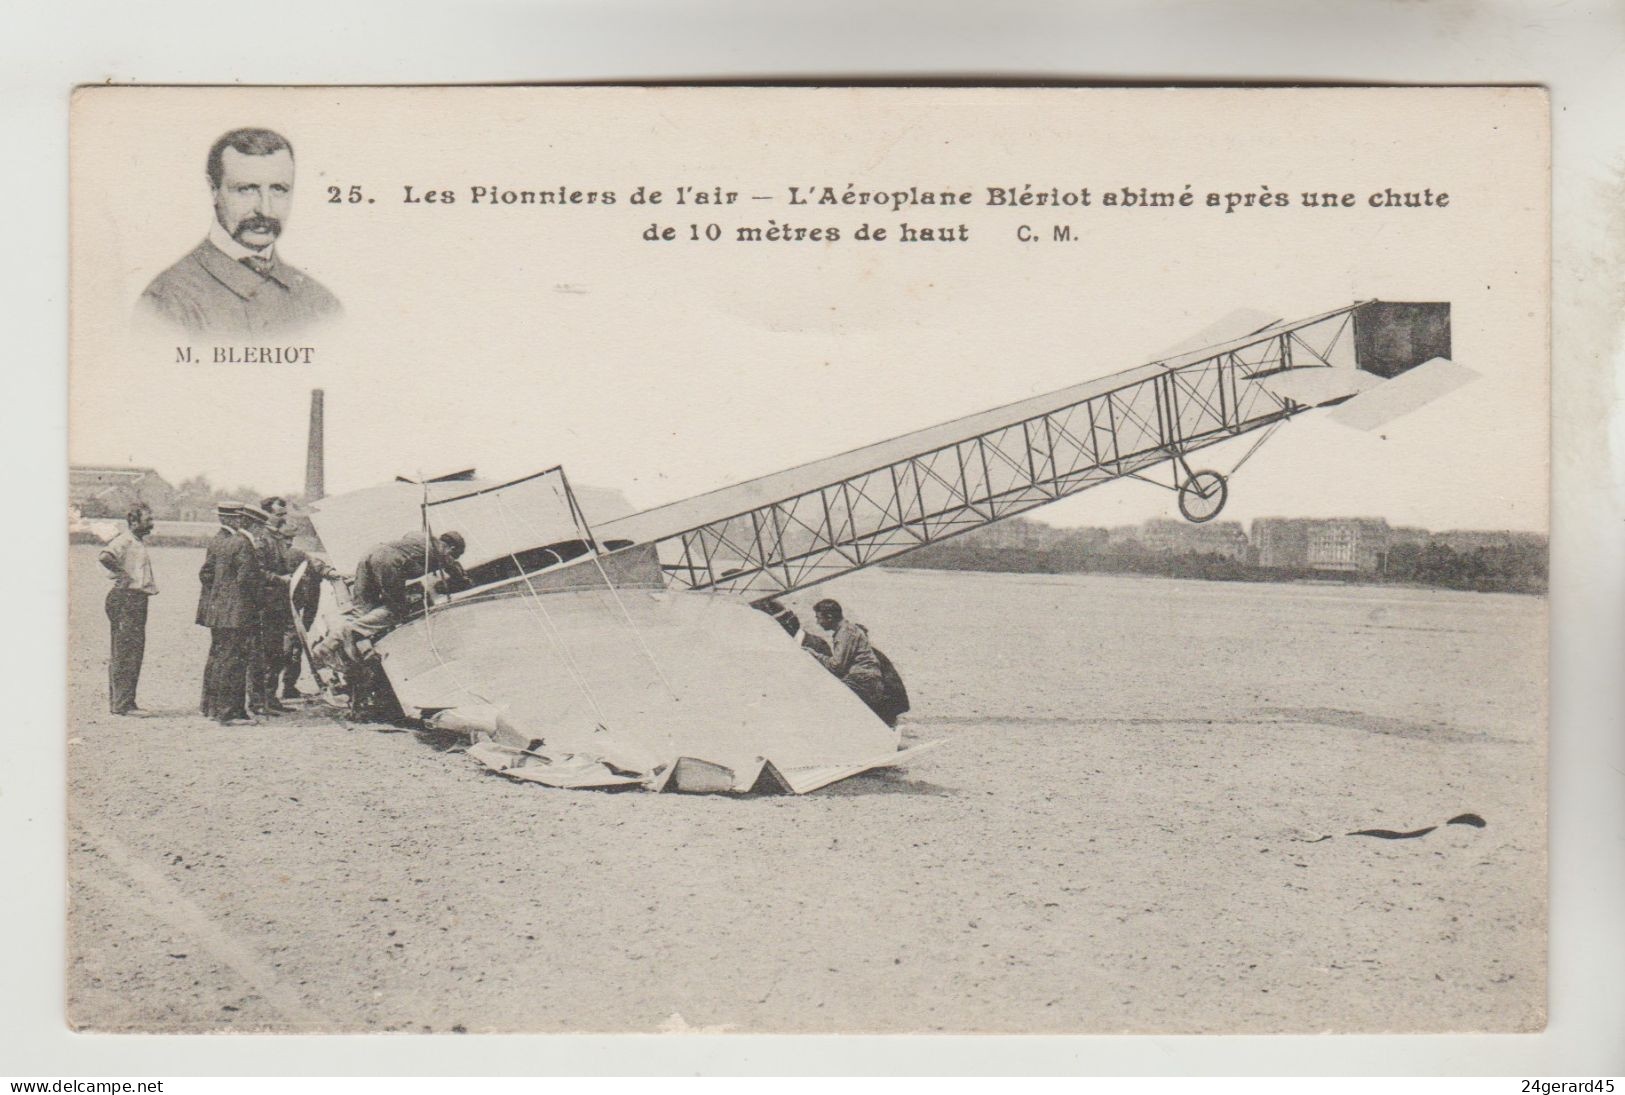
[{"xmin": 67, "ymin": 86, "xmax": 1549, "ymax": 1034}]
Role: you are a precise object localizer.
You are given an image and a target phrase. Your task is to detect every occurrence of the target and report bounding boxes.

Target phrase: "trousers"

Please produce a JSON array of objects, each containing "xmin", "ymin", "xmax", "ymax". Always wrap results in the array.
[
  {"xmin": 313, "ymin": 604, "xmax": 397, "ymax": 667},
  {"xmin": 105, "ymin": 589, "xmax": 149, "ymax": 714},
  {"xmin": 251, "ymin": 609, "xmax": 285, "ymax": 707},
  {"xmin": 202, "ymin": 627, "xmax": 251, "ymax": 720},
  {"xmin": 275, "ymin": 597, "xmax": 318, "ymax": 696}
]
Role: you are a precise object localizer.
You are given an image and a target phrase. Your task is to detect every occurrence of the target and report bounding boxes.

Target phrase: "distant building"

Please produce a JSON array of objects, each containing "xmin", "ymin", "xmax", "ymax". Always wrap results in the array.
[
  {"xmin": 1307, "ymin": 517, "xmax": 1390, "ymax": 573},
  {"xmin": 171, "ymin": 484, "xmax": 220, "ymax": 523},
  {"xmin": 1388, "ymin": 525, "xmax": 1431, "ymax": 548},
  {"xmin": 68, "ymin": 465, "xmax": 179, "ymax": 519},
  {"xmin": 1138, "ymin": 518, "xmax": 1252, "ymax": 560},
  {"xmin": 953, "ymin": 518, "xmax": 1113, "ymax": 555},
  {"xmin": 964, "ymin": 517, "xmax": 1066, "ymax": 551},
  {"xmin": 1252, "ymin": 517, "xmax": 1310, "ymax": 568}
]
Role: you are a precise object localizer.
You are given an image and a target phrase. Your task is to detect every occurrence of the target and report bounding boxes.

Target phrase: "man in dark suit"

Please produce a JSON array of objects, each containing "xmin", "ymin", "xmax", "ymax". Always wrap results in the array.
[
  {"xmin": 240, "ymin": 504, "xmax": 289, "ymax": 715},
  {"xmin": 138, "ymin": 128, "xmax": 340, "ymax": 338},
  {"xmin": 262, "ymin": 499, "xmax": 343, "ymax": 701},
  {"xmin": 196, "ymin": 502, "xmax": 262, "ymax": 725},
  {"xmin": 278, "ymin": 546, "xmax": 325, "ymax": 699}
]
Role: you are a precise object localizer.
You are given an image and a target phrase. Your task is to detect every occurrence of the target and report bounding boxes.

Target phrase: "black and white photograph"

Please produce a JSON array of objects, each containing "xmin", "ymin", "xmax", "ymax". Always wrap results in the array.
[
  {"xmin": 4, "ymin": 0, "xmax": 1624, "ymax": 1077},
  {"xmin": 134, "ymin": 126, "xmax": 342, "ymax": 339},
  {"xmin": 60, "ymin": 86, "xmax": 1558, "ymax": 1040}
]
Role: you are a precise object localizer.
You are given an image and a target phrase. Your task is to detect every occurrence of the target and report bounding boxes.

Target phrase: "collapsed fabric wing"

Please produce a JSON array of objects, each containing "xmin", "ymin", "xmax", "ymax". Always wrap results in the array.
[
  {"xmin": 310, "ymin": 466, "xmax": 936, "ymax": 794},
  {"xmin": 378, "ymin": 581, "xmax": 933, "ymax": 794},
  {"xmin": 307, "ymin": 472, "xmax": 635, "ymax": 573}
]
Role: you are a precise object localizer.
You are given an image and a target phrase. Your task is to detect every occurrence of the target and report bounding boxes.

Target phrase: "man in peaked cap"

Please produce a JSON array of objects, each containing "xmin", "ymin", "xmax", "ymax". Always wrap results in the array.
[{"xmin": 197, "ymin": 501, "xmax": 262, "ymax": 724}]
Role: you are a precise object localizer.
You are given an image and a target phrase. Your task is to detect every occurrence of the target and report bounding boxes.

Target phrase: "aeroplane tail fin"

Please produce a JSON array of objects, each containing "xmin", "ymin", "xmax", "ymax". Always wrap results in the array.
[{"xmin": 1352, "ymin": 301, "xmax": 1452, "ymax": 377}]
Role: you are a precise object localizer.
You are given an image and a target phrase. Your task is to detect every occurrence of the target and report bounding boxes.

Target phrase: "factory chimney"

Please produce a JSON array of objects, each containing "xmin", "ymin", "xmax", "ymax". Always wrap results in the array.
[{"xmin": 304, "ymin": 389, "xmax": 325, "ymax": 502}]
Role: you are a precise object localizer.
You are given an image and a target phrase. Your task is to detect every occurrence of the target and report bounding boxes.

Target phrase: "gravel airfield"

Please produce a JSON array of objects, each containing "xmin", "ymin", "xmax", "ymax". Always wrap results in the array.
[{"xmin": 66, "ymin": 545, "xmax": 1547, "ymax": 1033}]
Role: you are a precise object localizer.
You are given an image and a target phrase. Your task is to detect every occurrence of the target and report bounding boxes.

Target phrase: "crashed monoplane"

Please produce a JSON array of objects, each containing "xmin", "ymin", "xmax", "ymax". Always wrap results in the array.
[{"xmin": 299, "ymin": 299, "xmax": 1459, "ymax": 794}]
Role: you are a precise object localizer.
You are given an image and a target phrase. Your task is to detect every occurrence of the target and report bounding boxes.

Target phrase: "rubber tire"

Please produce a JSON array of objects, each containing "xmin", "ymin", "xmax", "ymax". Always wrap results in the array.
[{"xmin": 1177, "ymin": 470, "xmax": 1228, "ymax": 523}]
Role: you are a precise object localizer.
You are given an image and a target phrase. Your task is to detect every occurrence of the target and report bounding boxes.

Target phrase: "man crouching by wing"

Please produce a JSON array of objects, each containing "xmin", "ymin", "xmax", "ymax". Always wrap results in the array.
[{"xmin": 807, "ymin": 598, "xmax": 911, "ymax": 729}]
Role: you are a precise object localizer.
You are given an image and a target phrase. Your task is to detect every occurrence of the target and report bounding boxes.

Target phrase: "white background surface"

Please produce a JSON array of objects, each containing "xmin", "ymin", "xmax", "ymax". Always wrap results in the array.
[{"xmin": 4, "ymin": 0, "xmax": 1622, "ymax": 1077}]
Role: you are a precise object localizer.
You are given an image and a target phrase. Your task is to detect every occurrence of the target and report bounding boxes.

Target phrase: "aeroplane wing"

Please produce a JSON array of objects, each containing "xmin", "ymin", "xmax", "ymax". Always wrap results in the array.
[{"xmin": 592, "ymin": 301, "xmax": 1455, "ymax": 599}]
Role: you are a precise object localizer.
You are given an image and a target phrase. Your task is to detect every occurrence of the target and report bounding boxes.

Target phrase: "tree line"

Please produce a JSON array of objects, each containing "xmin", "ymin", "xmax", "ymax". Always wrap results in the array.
[{"xmin": 883, "ymin": 538, "xmax": 1547, "ymax": 595}]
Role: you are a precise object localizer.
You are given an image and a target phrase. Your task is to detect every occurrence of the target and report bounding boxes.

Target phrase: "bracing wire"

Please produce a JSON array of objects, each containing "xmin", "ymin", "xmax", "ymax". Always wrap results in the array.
[
  {"xmin": 538, "ymin": 475, "xmax": 679, "ymax": 701},
  {"xmin": 413, "ymin": 478, "xmax": 491, "ymax": 708},
  {"xmin": 583, "ymin": 550, "xmax": 680, "ymax": 701},
  {"xmin": 487, "ymin": 491, "xmax": 614, "ymax": 731},
  {"xmin": 1227, "ymin": 419, "xmax": 1286, "ymax": 477},
  {"xmin": 498, "ymin": 476, "xmax": 679, "ymax": 758}
]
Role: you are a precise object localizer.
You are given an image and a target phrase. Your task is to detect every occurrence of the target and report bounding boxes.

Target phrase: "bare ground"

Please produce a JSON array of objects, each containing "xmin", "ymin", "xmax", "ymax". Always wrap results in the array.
[{"xmin": 66, "ymin": 546, "xmax": 1547, "ymax": 1033}]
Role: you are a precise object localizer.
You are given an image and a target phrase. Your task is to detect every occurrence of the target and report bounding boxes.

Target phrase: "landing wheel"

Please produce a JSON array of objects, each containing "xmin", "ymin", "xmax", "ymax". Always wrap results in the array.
[{"xmin": 1177, "ymin": 469, "xmax": 1228, "ymax": 523}]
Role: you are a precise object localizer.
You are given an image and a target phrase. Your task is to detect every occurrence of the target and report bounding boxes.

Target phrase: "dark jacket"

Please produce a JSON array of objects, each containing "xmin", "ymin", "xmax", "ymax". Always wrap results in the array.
[
  {"xmin": 196, "ymin": 529, "xmax": 262, "ymax": 629},
  {"xmin": 139, "ymin": 239, "xmax": 341, "ymax": 338},
  {"xmin": 247, "ymin": 528, "xmax": 289, "ymax": 614},
  {"xmin": 353, "ymin": 535, "xmax": 454, "ymax": 618},
  {"xmin": 275, "ymin": 533, "xmax": 336, "ymax": 618}
]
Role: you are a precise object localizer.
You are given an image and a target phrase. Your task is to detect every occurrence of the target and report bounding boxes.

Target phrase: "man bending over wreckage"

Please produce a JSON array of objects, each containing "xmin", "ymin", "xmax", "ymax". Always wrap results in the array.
[
  {"xmin": 792, "ymin": 598, "xmax": 911, "ymax": 728},
  {"xmin": 312, "ymin": 530, "xmax": 468, "ymax": 714}
]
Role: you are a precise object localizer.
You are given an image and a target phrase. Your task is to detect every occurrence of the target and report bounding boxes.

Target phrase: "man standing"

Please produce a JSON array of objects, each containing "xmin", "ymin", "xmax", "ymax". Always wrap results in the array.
[
  {"xmin": 138, "ymin": 128, "xmax": 341, "ymax": 338},
  {"xmin": 278, "ymin": 548, "xmax": 325, "ymax": 700},
  {"xmin": 98, "ymin": 504, "xmax": 157, "ymax": 715},
  {"xmin": 240, "ymin": 505, "xmax": 287, "ymax": 715},
  {"xmin": 261, "ymin": 496, "xmax": 341, "ymax": 702},
  {"xmin": 197, "ymin": 502, "xmax": 261, "ymax": 725}
]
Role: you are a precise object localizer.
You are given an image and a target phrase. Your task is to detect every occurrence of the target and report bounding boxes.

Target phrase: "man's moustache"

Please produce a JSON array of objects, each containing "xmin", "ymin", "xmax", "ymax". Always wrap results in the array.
[{"xmin": 232, "ymin": 216, "xmax": 282, "ymax": 241}]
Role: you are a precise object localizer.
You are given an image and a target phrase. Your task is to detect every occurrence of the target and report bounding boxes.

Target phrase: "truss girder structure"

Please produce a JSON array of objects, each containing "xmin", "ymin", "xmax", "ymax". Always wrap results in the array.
[{"xmin": 648, "ymin": 305, "xmax": 1366, "ymax": 599}]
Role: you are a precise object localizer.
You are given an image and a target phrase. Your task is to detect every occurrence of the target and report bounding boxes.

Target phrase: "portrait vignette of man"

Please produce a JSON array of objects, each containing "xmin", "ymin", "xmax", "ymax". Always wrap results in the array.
[{"xmin": 136, "ymin": 127, "xmax": 342, "ymax": 339}]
